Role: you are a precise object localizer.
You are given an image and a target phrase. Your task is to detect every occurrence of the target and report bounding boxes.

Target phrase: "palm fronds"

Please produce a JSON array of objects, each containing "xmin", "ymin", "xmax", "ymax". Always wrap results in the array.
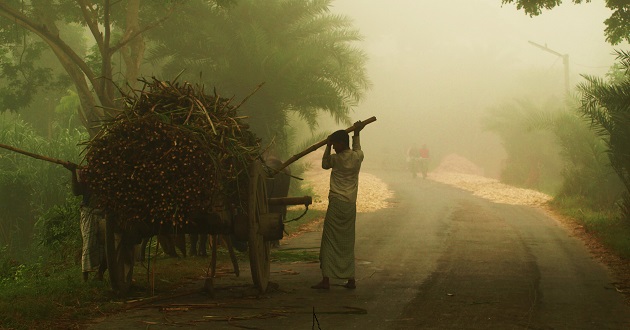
[{"xmin": 577, "ymin": 49, "xmax": 630, "ymax": 220}]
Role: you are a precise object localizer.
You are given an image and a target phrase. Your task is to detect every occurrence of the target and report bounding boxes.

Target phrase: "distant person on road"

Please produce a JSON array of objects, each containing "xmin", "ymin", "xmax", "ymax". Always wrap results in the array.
[
  {"xmin": 65, "ymin": 163, "xmax": 107, "ymax": 282},
  {"xmin": 311, "ymin": 121, "xmax": 365, "ymax": 290},
  {"xmin": 407, "ymin": 144, "xmax": 421, "ymax": 178},
  {"xmin": 418, "ymin": 144, "xmax": 430, "ymax": 179}
]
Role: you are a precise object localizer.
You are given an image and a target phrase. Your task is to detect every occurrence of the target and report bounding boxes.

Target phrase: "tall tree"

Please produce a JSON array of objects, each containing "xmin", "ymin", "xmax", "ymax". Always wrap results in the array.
[
  {"xmin": 578, "ymin": 50, "xmax": 630, "ymax": 221},
  {"xmin": 501, "ymin": 0, "xmax": 630, "ymax": 45},
  {"xmin": 525, "ymin": 98, "xmax": 623, "ymax": 207},
  {"xmin": 147, "ymin": 0, "xmax": 370, "ymax": 153},
  {"xmin": 0, "ymin": 1, "xmax": 181, "ymax": 135},
  {"xmin": 0, "ymin": 23, "xmax": 86, "ymax": 136},
  {"xmin": 482, "ymin": 98, "xmax": 564, "ymax": 190},
  {"xmin": 502, "ymin": 1, "xmax": 630, "ymax": 220}
]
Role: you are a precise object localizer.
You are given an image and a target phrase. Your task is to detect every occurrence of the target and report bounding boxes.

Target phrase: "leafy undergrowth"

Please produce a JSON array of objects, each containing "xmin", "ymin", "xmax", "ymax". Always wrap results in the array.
[
  {"xmin": 0, "ymin": 264, "xmax": 118, "ymax": 330},
  {"xmin": 0, "ymin": 209, "xmax": 324, "ymax": 329},
  {"xmin": 284, "ymin": 209, "xmax": 324, "ymax": 233},
  {"xmin": 271, "ymin": 250, "xmax": 319, "ymax": 263},
  {"xmin": 550, "ymin": 197, "xmax": 630, "ymax": 259}
]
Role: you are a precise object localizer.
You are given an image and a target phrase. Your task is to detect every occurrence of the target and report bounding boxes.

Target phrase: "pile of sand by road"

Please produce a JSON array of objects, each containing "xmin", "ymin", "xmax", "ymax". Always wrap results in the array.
[
  {"xmin": 431, "ymin": 153, "xmax": 551, "ymax": 206},
  {"xmin": 430, "ymin": 171, "xmax": 552, "ymax": 206},
  {"xmin": 297, "ymin": 149, "xmax": 394, "ymax": 212},
  {"xmin": 434, "ymin": 154, "xmax": 485, "ymax": 176},
  {"xmin": 298, "ymin": 152, "xmax": 550, "ymax": 213},
  {"xmin": 302, "ymin": 168, "xmax": 394, "ymax": 212}
]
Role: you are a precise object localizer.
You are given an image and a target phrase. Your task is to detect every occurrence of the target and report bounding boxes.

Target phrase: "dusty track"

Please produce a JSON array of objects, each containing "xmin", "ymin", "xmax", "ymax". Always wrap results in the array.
[{"xmin": 87, "ymin": 165, "xmax": 630, "ymax": 329}]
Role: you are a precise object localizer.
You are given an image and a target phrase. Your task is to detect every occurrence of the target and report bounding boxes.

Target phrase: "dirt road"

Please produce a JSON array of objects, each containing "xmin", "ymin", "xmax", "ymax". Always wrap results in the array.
[{"xmin": 88, "ymin": 168, "xmax": 630, "ymax": 329}]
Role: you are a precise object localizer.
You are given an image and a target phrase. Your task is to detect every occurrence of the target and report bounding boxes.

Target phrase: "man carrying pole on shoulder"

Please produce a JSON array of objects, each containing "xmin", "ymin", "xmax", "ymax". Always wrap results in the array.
[{"xmin": 311, "ymin": 120, "xmax": 365, "ymax": 290}]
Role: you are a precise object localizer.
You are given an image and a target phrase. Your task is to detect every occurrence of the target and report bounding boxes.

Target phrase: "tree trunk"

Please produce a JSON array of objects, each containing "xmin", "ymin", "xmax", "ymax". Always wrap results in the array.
[
  {"xmin": 120, "ymin": 0, "xmax": 145, "ymax": 91},
  {"xmin": 33, "ymin": 10, "xmax": 104, "ymax": 136}
]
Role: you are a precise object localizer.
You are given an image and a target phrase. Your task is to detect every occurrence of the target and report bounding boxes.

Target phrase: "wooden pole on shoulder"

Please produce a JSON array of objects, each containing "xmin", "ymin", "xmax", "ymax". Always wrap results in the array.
[{"xmin": 275, "ymin": 116, "xmax": 376, "ymax": 174}]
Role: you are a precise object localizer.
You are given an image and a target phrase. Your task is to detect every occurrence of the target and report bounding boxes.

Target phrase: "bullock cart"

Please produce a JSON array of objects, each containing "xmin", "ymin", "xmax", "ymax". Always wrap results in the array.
[
  {"xmin": 99, "ymin": 113, "xmax": 376, "ymax": 295},
  {"xmin": 82, "ymin": 77, "xmax": 315, "ymax": 295},
  {"xmin": 102, "ymin": 158, "xmax": 312, "ymax": 295},
  {"xmin": 0, "ymin": 74, "xmax": 376, "ymax": 295}
]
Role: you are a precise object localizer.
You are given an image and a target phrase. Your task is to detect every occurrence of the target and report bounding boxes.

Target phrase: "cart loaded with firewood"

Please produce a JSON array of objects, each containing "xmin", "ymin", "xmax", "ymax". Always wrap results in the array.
[{"xmin": 0, "ymin": 77, "xmax": 376, "ymax": 295}]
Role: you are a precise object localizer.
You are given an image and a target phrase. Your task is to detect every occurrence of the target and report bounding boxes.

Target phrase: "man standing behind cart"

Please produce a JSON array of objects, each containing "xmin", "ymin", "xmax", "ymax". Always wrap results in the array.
[
  {"xmin": 312, "ymin": 120, "xmax": 364, "ymax": 290},
  {"xmin": 65, "ymin": 163, "xmax": 107, "ymax": 281}
]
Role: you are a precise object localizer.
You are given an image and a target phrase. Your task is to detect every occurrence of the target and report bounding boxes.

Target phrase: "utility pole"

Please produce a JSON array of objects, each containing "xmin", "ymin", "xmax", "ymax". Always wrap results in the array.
[{"xmin": 528, "ymin": 41, "xmax": 569, "ymax": 95}]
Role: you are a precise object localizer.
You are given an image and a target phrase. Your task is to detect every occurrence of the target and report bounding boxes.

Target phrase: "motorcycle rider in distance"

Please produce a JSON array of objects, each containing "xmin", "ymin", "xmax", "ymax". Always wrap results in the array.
[{"xmin": 407, "ymin": 144, "xmax": 430, "ymax": 179}]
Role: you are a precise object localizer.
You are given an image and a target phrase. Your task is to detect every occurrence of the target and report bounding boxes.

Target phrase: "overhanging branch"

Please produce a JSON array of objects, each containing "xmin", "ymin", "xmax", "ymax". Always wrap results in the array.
[{"xmin": 0, "ymin": 1, "xmax": 98, "ymax": 86}]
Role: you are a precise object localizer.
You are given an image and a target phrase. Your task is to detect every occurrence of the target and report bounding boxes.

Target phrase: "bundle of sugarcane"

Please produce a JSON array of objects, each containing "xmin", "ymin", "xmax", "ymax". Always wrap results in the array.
[{"xmin": 83, "ymin": 77, "xmax": 260, "ymax": 229}]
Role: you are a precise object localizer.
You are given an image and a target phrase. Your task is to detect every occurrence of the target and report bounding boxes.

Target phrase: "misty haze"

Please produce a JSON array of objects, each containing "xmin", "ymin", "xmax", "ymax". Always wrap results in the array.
[{"xmin": 0, "ymin": 1, "xmax": 629, "ymax": 329}]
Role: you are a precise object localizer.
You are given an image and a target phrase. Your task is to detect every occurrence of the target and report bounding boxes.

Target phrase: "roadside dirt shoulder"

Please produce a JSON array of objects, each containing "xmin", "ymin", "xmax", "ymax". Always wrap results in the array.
[
  {"xmin": 426, "ymin": 165, "xmax": 630, "ymax": 306},
  {"xmin": 541, "ymin": 206, "xmax": 630, "ymax": 304}
]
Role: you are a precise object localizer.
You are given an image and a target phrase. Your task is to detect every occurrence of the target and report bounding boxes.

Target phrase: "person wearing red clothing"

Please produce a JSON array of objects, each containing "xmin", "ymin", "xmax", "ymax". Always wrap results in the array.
[{"xmin": 418, "ymin": 144, "xmax": 430, "ymax": 178}]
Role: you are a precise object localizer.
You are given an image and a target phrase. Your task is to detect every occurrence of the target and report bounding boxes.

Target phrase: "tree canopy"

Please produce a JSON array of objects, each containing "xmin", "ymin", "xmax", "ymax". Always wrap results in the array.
[
  {"xmin": 147, "ymin": 0, "xmax": 370, "ymax": 151},
  {"xmin": 0, "ymin": 0, "xmax": 182, "ymax": 135},
  {"xmin": 501, "ymin": 0, "xmax": 630, "ymax": 45},
  {"xmin": 577, "ymin": 50, "xmax": 630, "ymax": 220},
  {"xmin": 0, "ymin": 0, "xmax": 370, "ymax": 146}
]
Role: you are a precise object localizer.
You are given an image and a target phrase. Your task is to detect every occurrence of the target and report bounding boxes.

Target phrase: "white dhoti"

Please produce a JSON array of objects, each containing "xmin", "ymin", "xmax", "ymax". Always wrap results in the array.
[
  {"xmin": 80, "ymin": 206, "xmax": 105, "ymax": 272},
  {"xmin": 320, "ymin": 198, "xmax": 356, "ymax": 279}
]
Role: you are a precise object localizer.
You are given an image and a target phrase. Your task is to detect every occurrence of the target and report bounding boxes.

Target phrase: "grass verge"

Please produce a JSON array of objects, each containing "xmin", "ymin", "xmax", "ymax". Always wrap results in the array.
[
  {"xmin": 550, "ymin": 196, "xmax": 630, "ymax": 259},
  {"xmin": 284, "ymin": 208, "xmax": 324, "ymax": 235},
  {"xmin": 0, "ymin": 263, "xmax": 120, "ymax": 330},
  {"xmin": 270, "ymin": 249, "xmax": 319, "ymax": 263},
  {"xmin": 0, "ymin": 208, "xmax": 324, "ymax": 329}
]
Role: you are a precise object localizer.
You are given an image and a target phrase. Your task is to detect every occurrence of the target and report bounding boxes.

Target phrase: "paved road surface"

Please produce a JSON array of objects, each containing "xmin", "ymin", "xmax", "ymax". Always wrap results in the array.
[{"xmin": 89, "ymin": 169, "xmax": 630, "ymax": 329}]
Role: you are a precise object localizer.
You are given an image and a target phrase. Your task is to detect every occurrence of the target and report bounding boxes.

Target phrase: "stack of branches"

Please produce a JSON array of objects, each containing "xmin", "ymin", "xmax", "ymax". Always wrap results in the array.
[{"xmin": 83, "ymin": 77, "xmax": 260, "ymax": 231}]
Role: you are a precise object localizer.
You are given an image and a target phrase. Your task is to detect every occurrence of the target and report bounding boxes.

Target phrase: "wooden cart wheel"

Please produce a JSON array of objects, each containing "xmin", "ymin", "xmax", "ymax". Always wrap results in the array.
[
  {"xmin": 105, "ymin": 217, "xmax": 135, "ymax": 295},
  {"xmin": 248, "ymin": 160, "xmax": 271, "ymax": 292}
]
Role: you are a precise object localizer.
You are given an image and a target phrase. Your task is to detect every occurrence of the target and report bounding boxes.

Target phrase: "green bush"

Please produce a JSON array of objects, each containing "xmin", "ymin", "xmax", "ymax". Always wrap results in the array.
[
  {"xmin": 0, "ymin": 112, "xmax": 86, "ymax": 260},
  {"xmin": 577, "ymin": 50, "xmax": 630, "ymax": 223},
  {"xmin": 551, "ymin": 196, "xmax": 630, "ymax": 258},
  {"xmin": 482, "ymin": 98, "xmax": 564, "ymax": 193},
  {"xmin": 34, "ymin": 198, "xmax": 82, "ymax": 265}
]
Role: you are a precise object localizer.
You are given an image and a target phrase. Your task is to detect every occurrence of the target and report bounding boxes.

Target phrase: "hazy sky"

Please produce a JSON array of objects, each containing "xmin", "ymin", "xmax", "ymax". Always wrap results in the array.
[{"xmin": 324, "ymin": 0, "xmax": 623, "ymax": 175}]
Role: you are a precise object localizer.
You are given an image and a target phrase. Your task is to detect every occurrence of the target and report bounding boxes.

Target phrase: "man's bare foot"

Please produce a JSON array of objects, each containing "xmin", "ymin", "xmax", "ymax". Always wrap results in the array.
[
  {"xmin": 343, "ymin": 280, "xmax": 356, "ymax": 289},
  {"xmin": 311, "ymin": 281, "xmax": 330, "ymax": 290}
]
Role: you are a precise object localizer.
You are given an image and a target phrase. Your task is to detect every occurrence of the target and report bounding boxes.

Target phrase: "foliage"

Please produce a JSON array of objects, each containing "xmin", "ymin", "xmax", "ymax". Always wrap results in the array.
[
  {"xmin": 483, "ymin": 91, "xmax": 626, "ymax": 208},
  {"xmin": 284, "ymin": 129, "xmax": 330, "ymax": 197},
  {"xmin": 34, "ymin": 199, "xmax": 82, "ymax": 264},
  {"xmin": 54, "ymin": 89, "xmax": 83, "ymax": 129},
  {"xmin": 0, "ymin": 112, "xmax": 86, "ymax": 258},
  {"xmin": 0, "ymin": 262, "xmax": 117, "ymax": 330},
  {"xmin": 501, "ymin": 0, "xmax": 630, "ymax": 45},
  {"xmin": 284, "ymin": 209, "xmax": 323, "ymax": 234},
  {"xmin": 0, "ymin": 39, "xmax": 54, "ymax": 111},
  {"xmin": 270, "ymin": 249, "xmax": 319, "ymax": 262},
  {"xmin": 577, "ymin": 50, "xmax": 630, "ymax": 222},
  {"xmin": 551, "ymin": 196, "xmax": 630, "ymax": 258},
  {"xmin": 0, "ymin": 11, "xmax": 84, "ymax": 135},
  {"xmin": 0, "ymin": 0, "xmax": 193, "ymax": 135},
  {"xmin": 482, "ymin": 98, "xmax": 564, "ymax": 192},
  {"xmin": 147, "ymin": 0, "xmax": 370, "ymax": 150},
  {"xmin": 524, "ymin": 98, "xmax": 624, "ymax": 208},
  {"xmin": 0, "ymin": 245, "xmax": 16, "ymax": 279},
  {"xmin": 0, "ymin": 0, "xmax": 370, "ymax": 154}
]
